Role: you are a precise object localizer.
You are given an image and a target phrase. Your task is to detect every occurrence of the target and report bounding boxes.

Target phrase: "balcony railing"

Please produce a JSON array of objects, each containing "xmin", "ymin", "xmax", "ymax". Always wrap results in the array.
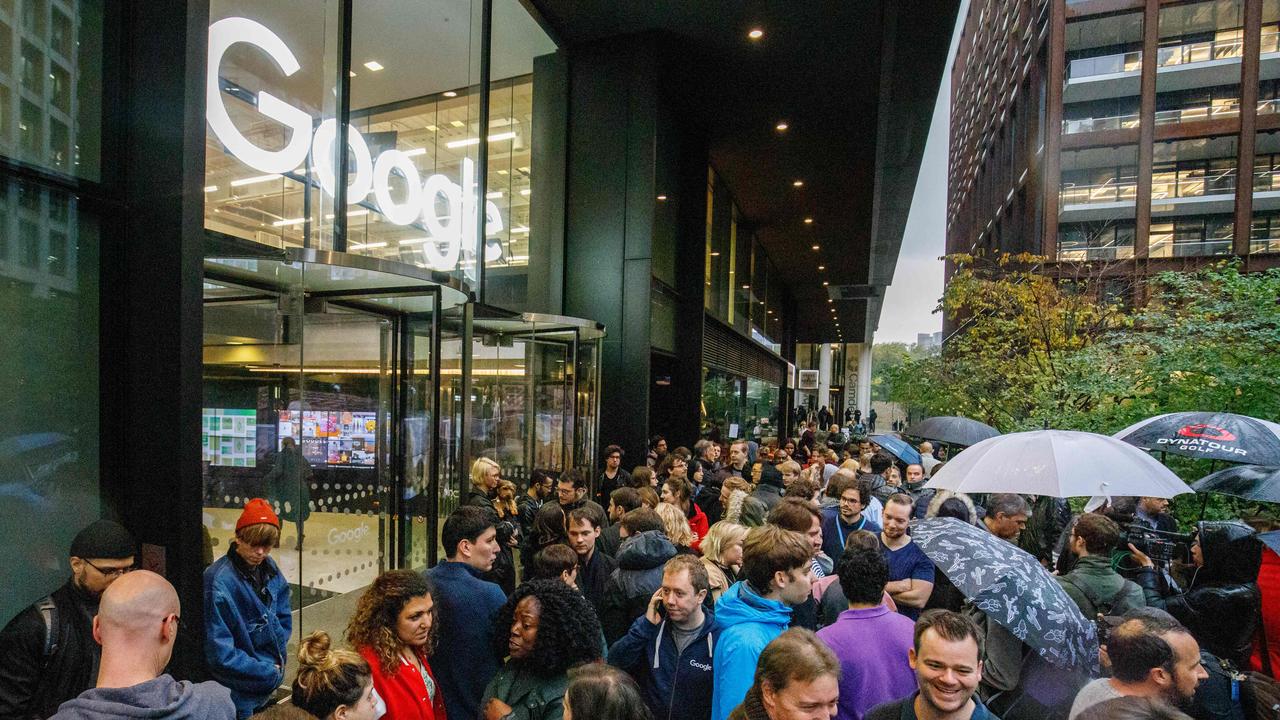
[
  {"xmin": 1062, "ymin": 113, "xmax": 1141, "ymax": 134},
  {"xmin": 1157, "ymin": 35, "xmax": 1243, "ymax": 68},
  {"xmin": 1258, "ymin": 98, "xmax": 1280, "ymax": 116},
  {"xmin": 1056, "ymin": 244, "xmax": 1136, "ymax": 262},
  {"xmin": 1067, "ymin": 51, "xmax": 1142, "ymax": 81},
  {"xmin": 1251, "ymin": 237, "xmax": 1280, "ymax": 254},
  {"xmin": 1264, "ymin": 29, "xmax": 1280, "ymax": 54},
  {"xmin": 1060, "ymin": 178, "xmax": 1138, "ymax": 205},
  {"xmin": 1151, "ymin": 169, "xmax": 1237, "ymax": 200},
  {"xmin": 1148, "ymin": 237, "xmax": 1233, "ymax": 257},
  {"xmin": 1153, "ymin": 103, "xmax": 1240, "ymax": 125}
]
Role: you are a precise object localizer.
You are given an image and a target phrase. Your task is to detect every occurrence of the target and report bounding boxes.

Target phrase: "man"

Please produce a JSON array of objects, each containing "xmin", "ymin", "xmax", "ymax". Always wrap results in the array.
[
  {"xmin": 863, "ymin": 453, "xmax": 896, "ymax": 505},
  {"xmin": 711, "ymin": 526, "xmax": 815, "ymax": 720},
  {"xmin": 1068, "ymin": 611, "xmax": 1208, "ymax": 719},
  {"xmin": 729, "ymin": 629, "xmax": 840, "ymax": 720},
  {"xmin": 0, "ymin": 520, "xmax": 137, "ymax": 719},
  {"xmin": 568, "ymin": 504, "xmax": 618, "ymax": 618},
  {"xmin": 517, "ymin": 470, "xmax": 553, "ymax": 568},
  {"xmin": 600, "ymin": 514, "xmax": 678, "ymax": 643},
  {"xmin": 817, "ymin": 545, "xmax": 917, "ymax": 720},
  {"xmin": 880, "ymin": 494, "xmax": 935, "ymax": 620},
  {"xmin": 50, "ymin": 571, "xmax": 235, "ymax": 720},
  {"xmin": 427, "ymin": 506, "xmax": 506, "ymax": 720},
  {"xmin": 203, "ymin": 499, "xmax": 291, "ymax": 718},
  {"xmin": 904, "ymin": 464, "xmax": 927, "ymax": 495},
  {"xmin": 596, "ymin": 445, "xmax": 632, "ymax": 508},
  {"xmin": 865, "ymin": 610, "xmax": 999, "ymax": 720},
  {"xmin": 918, "ymin": 442, "xmax": 941, "ymax": 478},
  {"xmin": 1134, "ymin": 497, "xmax": 1179, "ymax": 533},
  {"xmin": 599, "ymin": 486, "xmax": 642, "ymax": 558},
  {"xmin": 695, "ymin": 439, "xmax": 722, "ymax": 476},
  {"xmin": 768, "ymin": 498, "xmax": 829, "ymax": 631},
  {"xmin": 867, "ymin": 408, "xmax": 878, "ymax": 433},
  {"xmin": 752, "ymin": 463, "xmax": 787, "ymax": 511},
  {"xmin": 1056, "ymin": 514, "xmax": 1146, "ymax": 619},
  {"xmin": 799, "ymin": 422, "xmax": 817, "ymax": 460},
  {"xmin": 720, "ymin": 441, "xmax": 749, "ymax": 480},
  {"xmin": 982, "ymin": 494, "xmax": 1030, "ymax": 543},
  {"xmin": 648, "ymin": 435, "xmax": 669, "ymax": 469},
  {"xmin": 822, "ymin": 474, "xmax": 881, "ymax": 565},
  {"xmin": 532, "ymin": 469, "xmax": 606, "ymax": 550},
  {"xmin": 610, "ymin": 556, "xmax": 717, "ymax": 720}
]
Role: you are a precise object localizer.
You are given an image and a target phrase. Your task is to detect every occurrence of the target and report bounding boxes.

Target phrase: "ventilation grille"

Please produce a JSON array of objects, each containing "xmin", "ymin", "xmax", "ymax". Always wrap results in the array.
[{"xmin": 702, "ymin": 315, "xmax": 785, "ymax": 385}]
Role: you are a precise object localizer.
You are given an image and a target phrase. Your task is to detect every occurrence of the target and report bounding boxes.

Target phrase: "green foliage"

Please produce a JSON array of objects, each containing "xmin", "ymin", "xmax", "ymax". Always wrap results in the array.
[{"xmin": 871, "ymin": 341, "xmax": 935, "ymax": 402}]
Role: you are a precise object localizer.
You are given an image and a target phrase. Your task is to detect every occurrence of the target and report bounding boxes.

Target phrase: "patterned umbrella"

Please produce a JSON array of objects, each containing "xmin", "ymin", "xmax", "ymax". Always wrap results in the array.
[
  {"xmin": 1114, "ymin": 412, "xmax": 1280, "ymax": 465},
  {"xmin": 903, "ymin": 416, "xmax": 1001, "ymax": 447},
  {"xmin": 909, "ymin": 517, "xmax": 1099, "ymax": 672}
]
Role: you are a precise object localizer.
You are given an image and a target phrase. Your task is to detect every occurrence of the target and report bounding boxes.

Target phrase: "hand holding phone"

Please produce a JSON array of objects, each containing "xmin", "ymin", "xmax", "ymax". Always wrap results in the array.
[{"xmin": 645, "ymin": 587, "xmax": 665, "ymax": 625}]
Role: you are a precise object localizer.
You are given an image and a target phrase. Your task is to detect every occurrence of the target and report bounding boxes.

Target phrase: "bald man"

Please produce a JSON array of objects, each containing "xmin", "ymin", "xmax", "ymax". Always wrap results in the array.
[
  {"xmin": 50, "ymin": 571, "xmax": 234, "ymax": 719},
  {"xmin": 918, "ymin": 442, "xmax": 940, "ymax": 478}
]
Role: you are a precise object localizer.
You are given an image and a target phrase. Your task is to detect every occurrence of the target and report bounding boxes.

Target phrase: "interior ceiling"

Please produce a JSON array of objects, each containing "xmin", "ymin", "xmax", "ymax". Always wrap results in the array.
[{"xmin": 529, "ymin": 0, "xmax": 958, "ymax": 344}]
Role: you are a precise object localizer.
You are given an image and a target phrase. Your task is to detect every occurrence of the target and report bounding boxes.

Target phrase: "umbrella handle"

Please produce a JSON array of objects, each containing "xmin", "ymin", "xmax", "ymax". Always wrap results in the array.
[{"xmin": 1199, "ymin": 493, "xmax": 1208, "ymax": 521}]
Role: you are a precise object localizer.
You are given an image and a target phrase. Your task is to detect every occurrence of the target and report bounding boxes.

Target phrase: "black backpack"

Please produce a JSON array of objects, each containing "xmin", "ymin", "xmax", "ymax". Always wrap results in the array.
[
  {"xmin": 36, "ymin": 594, "xmax": 60, "ymax": 663},
  {"xmin": 1060, "ymin": 576, "xmax": 1137, "ymax": 642}
]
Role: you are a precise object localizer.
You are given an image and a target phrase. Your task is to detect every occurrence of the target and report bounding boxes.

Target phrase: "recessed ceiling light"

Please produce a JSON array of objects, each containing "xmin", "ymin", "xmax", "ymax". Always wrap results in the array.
[
  {"xmin": 818, "ymin": 265, "xmax": 825, "ymax": 270},
  {"xmin": 657, "ymin": 195, "xmax": 668, "ymax": 201},
  {"xmin": 363, "ymin": 61, "xmax": 384, "ymax": 72},
  {"xmin": 748, "ymin": 28, "xmax": 764, "ymax": 40},
  {"xmin": 804, "ymin": 217, "xmax": 814, "ymax": 224},
  {"xmin": 811, "ymin": 245, "xmax": 820, "ymax": 250},
  {"xmin": 710, "ymin": 251, "xmax": 721, "ymax": 256},
  {"xmin": 443, "ymin": 91, "xmax": 458, "ymax": 98},
  {"xmin": 822, "ymin": 281, "xmax": 829, "ymax": 286},
  {"xmin": 793, "ymin": 180, "xmax": 804, "ymax": 187},
  {"xmin": 776, "ymin": 121, "xmax": 789, "ymax": 132},
  {"xmin": 742, "ymin": 284, "xmax": 750, "ymax": 289},
  {"xmin": 349, "ymin": 71, "xmax": 357, "ymax": 78},
  {"xmin": 827, "ymin": 298, "xmax": 833, "ymax": 303}
]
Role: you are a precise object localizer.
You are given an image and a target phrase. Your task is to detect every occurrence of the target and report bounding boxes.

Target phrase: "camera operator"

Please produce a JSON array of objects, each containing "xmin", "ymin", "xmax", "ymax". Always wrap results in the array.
[{"xmin": 1129, "ymin": 520, "xmax": 1263, "ymax": 668}]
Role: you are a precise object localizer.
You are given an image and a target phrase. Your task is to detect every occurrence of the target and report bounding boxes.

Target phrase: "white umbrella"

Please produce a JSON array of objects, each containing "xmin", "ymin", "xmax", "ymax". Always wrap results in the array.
[{"xmin": 925, "ymin": 429, "xmax": 1193, "ymax": 498}]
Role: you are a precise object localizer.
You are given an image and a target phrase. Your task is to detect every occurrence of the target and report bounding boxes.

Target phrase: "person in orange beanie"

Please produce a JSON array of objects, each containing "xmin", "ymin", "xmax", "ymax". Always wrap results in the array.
[{"xmin": 202, "ymin": 498, "xmax": 292, "ymax": 718}]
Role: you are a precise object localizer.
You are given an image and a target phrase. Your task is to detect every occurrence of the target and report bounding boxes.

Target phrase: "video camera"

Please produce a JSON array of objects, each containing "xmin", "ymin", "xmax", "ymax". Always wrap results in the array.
[{"xmin": 1119, "ymin": 523, "xmax": 1193, "ymax": 570}]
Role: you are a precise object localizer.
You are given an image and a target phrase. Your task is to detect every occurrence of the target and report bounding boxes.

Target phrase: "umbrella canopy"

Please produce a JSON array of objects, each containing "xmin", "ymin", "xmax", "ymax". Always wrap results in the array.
[
  {"xmin": 904, "ymin": 416, "xmax": 1001, "ymax": 447},
  {"xmin": 1191, "ymin": 464, "xmax": 1280, "ymax": 503},
  {"xmin": 869, "ymin": 434, "xmax": 922, "ymax": 465},
  {"xmin": 926, "ymin": 430, "xmax": 1192, "ymax": 498},
  {"xmin": 910, "ymin": 517, "xmax": 1099, "ymax": 672},
  {"xmin": 1260, "ymin": 530, "xmax": 1280, "ymax": 557},
  {"xmin": 1114, "ymin": 412, "xmax": 1280, "ymax": 465}
]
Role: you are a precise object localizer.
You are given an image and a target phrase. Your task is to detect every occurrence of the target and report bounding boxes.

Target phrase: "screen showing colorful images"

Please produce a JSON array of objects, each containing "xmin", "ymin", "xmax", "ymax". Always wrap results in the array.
[
  {"xmin": 202, "ymin": 408, "xmax": 258, "ymax": 467},
  {"xmin": 279, "ymin": 410, "xmax": 377, "ymax": 467}
]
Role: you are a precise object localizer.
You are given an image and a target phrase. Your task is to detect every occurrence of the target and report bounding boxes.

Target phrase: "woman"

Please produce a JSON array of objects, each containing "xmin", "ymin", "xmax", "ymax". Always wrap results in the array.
[
  {"xmin": 563, "ymin": 664, "xmax": 652, "ymax": 720},
  {"xmin": 719, "ymin": 476, "xmax": 752, "ymax": 515},
  {"xmin": 629, "ymin": 466, "xmax": 656, "ymax": 490},
  {"xmin": 482, "ymin": 579, "xmax": 603, "ymax": 720},
  {"xmin": 346, "ymin": 570, "xmax": 445, "ymax": 720},
  {"xmin": 637, "ymin": 486, "xmax": 660, "ymax": 509},
  {"xmin": 701, "ymin": 521, "xmax": 747, "ymax": 604},
  {"xmin": 661, "ymin": 477, "xmax": 708, "ymax": 552},
  {"xmin": 466, "ymin": 457, "xmax": 501, "ymax": 510},
  {"xmin": 465, "ymin": 457, "xmax": 517, "ymax": 594},
  {"xmin": 530, "ymin": 544, "xmax": 579, "ymax": 588},
  {"xmin": 655, "ymin": 502, "xmax": 696, "ymax": 554},
  {"xmin": 292, "ymin": 630, "xmax": 379, "ymax": 720}
]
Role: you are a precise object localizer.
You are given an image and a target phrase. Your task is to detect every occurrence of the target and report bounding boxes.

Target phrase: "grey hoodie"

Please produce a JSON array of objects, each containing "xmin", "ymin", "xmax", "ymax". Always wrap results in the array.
[{"xmin": 50, "ymin": 675, "xmax": 235, "ymax": 720}]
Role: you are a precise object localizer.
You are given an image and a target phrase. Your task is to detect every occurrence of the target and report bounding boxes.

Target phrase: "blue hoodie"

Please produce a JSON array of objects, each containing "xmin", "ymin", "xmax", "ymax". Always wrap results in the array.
[
  {"xmin": 609, "ymin": 609, "xmax": 716, "ymax": 720},
  {"xmin": 709, "ymin": 582, "xmax": 793, "ymax": 720}
]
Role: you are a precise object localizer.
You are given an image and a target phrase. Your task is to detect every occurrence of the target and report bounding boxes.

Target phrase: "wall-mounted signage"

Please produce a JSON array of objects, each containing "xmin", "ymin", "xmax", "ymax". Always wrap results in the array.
[{"xmin": 207, "ymin": 17, "xmax": 503, "ymax": 272}]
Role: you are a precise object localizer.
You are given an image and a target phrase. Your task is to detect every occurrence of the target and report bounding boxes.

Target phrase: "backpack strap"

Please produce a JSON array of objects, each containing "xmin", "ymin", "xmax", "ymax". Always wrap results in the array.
[{"xmin": 35, "ymin": 595, "xmax": 58, "ymax": 663}]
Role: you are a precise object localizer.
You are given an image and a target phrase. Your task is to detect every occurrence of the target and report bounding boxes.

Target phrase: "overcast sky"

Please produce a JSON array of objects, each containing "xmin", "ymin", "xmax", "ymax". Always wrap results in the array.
[{"xmin": 876, "ymin": 1, "xmax": 968, "ymax": 345}]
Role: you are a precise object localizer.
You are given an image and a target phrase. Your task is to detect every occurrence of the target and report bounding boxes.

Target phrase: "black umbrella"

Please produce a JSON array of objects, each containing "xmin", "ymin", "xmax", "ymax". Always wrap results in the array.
[
  {"xmin": 903, "ymin": 416, "xmax": 1001, "ymax": 448},
  {"xmin": 1114, "ymin": 412, "xmax": 1280, "ymax": 465},
  {"xmin": 1191, "ymin": 464, "xmax": 1280, "ymax": 503}
]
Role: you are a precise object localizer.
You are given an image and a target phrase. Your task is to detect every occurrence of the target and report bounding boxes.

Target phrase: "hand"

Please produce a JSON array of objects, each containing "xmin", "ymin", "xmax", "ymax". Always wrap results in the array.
[
  {"xmin": 1128, "ymin": 543, "xmax": 1155, "ymax": 569},
  {"xmin": 645, "ymin": 587, "xmax": 665, "ymax": 625},
  {"xmin": 485, "ymin": 698, "xmax": 513, "ymax": 720}
]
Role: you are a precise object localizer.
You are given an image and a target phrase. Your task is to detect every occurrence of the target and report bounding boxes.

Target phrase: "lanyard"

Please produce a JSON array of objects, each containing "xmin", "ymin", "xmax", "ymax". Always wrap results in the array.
[{"xmin": 836, "ymin": 515, "xmax": 865, "ymax": 550}]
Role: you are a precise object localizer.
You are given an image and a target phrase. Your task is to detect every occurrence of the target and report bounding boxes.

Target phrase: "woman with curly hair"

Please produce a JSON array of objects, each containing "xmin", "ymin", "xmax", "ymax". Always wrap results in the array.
[
  {"xmin": 655, "ymin": 502, "xmax": 696, "ymax": 553},
  {"xmin": 291, "ymin": 630, "xmax": 379, "ymax": 720},
  {"xmin": 481, "ymin": 579, "xmax": 603, "ymax": 720},
  {"xmin": 346, "ymin": 570, "xmax": 444, "ymax": 720}
]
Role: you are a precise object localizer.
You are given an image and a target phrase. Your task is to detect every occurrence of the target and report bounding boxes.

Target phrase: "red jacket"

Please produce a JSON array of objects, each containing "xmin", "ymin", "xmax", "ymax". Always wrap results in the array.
[
  {"xmin": 359, "ymin": 645, "xmax": 447, "ymax": 720},
  {"xmin": 1252, "ymin": 548, "xmax": 1280, "ymax": 676},
  {"xmin": 688, "ymin": 503, "xmax": 710, "ymax": 553}
]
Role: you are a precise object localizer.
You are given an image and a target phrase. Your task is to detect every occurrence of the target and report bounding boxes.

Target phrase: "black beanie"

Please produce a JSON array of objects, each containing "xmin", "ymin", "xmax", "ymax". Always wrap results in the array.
[{"xmin": 70, "ymin": 520, "xmax": 136, "ymax": 560}]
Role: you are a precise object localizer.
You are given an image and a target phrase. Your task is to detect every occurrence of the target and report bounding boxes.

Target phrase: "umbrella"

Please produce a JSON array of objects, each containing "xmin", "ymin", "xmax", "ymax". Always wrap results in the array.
[
  {"xmin": 1260, "ymin": 530, "xmax": 1280, "ymax": 557},
  {"xmin": 869, "ymin": 434, "xmax": 922, "ymax": 465},
  {"xmin": 1191, "ymin": 464, "xmax": 1280, "ymax": 503},
  {"xmin": 926, "ymin": 430, "xmax": 1192, "ymax": 498},
  {"xmin": 904, "ymin": 416, "xmax": 1001, "ymax": 447},
  {"xmin": 1114, "ymin": 412, "xmax": 1280, "ymax": 465},
  {"xmin": 910, "ymin": 517, "xmax": 1099, "ymax": 672}
]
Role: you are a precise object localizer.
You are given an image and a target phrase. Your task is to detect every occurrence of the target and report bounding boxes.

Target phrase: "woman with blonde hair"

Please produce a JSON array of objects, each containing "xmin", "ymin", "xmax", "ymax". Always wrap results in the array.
[
  {"xmin": 466, "ymin": 457, "xmax": 501, "ymax": 509},
  {"xmin": 346, "ymin": 570, "xmax": 445, "ymax": 720},
  {"xmin": 700, "ymin": 521, "xmax": 747, "ymax": 604},
  {"xmin": 463, "ymin": 456, "xmax": 516, "ymax": 593},
  {"xmin": 655, "ymin": 502, "xmax": 695, "ymax": 553},
  {"xmin": 660, "ymin": 476, "xmax": 708, "ymax": 552},
  {"xmin": 291, "ymin": 631, "xmax": 379, "ymax": 720}
]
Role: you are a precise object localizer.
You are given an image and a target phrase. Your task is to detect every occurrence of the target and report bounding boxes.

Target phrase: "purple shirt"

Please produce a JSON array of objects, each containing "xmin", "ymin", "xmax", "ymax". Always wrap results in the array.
[{"xmin": 816, "ymin": 605, "xmax": 917, "ymax": 720}]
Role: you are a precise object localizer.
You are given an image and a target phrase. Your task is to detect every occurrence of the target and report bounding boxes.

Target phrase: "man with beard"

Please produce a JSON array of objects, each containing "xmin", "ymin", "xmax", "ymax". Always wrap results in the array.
[
  {"xmin": 0, "ymin": 520, "xmax": 137, "ymax": 719},
  {"xmin": 880, "ymin": 494, "xmax": 934, "ymax": 620},
  {"xmin": 1067, "ymin": 610, "xmax": 1208, "ymax": 720},
  {"xmin": 866, "ymin": 610, "xmax": 999, "ymax": 720}
]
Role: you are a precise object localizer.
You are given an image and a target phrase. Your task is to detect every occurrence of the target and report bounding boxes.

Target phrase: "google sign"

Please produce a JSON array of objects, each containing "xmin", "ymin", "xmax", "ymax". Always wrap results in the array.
[{"xmin": 207, "ymin": 17, "xmax": 503, "ymax": 272}]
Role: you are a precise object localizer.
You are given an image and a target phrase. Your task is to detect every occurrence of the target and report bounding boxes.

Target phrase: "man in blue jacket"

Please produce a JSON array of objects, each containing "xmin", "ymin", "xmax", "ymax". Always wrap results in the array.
[
  {"xmin": 710, "ymin": 525, "xmax": 815, "ymax": 720},
  {"xmin": 203, "ymin": 499, "xmax": 292, "ymax": 718},
  {"xmin": 610, "ymin": 555, "xmax": 716, "ymax": 720}
]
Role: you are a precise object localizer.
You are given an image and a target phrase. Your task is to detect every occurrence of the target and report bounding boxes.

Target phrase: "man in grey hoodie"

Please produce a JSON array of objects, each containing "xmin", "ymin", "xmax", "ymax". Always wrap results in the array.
[{"xmin": 50, "ymin": 571, "xmax": 234, "ymax": 720}]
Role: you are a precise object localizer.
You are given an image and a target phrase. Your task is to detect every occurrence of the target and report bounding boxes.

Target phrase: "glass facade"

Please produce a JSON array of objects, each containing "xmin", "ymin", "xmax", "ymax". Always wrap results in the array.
[{"xmin": 1063, "ymin": 12, "xmax": 1143, "ymax": 135}]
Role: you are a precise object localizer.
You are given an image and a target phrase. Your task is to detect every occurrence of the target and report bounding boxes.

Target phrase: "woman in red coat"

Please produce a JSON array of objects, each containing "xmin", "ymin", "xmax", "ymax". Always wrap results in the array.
[
  {"xmin": 347, "ymin": 570, "xmax": 447, "ymax": 720},
  {"xmin": 1253, "ymin": 544, "xmax": 1280, "ymax": 676},
  {"xmin": 661, "ymin": 476, "xmax": 709, "ymax": 553}
]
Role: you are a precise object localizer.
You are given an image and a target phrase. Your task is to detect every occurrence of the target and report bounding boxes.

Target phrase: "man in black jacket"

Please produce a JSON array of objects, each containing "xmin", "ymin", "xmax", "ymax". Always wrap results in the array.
[
  {"xmin": 600, "ymin": 519, "xmax": 677, "ymax": 643},
  {"xmin": 0, "ymin": 520, "xmax": 137, "ymax": 719},
  {"xmin": 567, "ymin": 504, "xmax": 617, "ymax": 619}
]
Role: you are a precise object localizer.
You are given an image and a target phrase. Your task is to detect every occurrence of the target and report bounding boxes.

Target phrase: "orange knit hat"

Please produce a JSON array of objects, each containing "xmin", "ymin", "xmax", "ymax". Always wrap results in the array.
[{"xmin": 235, "ymin": 498, "xmax": 280, "ymax": 532}]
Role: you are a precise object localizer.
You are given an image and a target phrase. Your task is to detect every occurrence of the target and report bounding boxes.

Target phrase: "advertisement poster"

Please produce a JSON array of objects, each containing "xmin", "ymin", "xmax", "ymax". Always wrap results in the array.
[
  {"xmin": 280, "ymin": 410, "xmax": 377, "ymax": 466},
  {"xmin": 202, "ymin": 408, "xmax": 258, "ymax": 467}
]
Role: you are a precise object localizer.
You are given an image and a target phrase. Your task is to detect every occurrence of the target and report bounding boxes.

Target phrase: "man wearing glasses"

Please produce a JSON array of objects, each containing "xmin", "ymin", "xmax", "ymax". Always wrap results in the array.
[{"xmin": 0, "ymin": 519, "xmax": 137, "ymax": 719}]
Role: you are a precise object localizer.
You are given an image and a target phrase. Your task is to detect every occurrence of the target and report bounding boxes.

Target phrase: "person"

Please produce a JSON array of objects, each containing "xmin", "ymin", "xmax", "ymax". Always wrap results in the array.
[
  {"xmin": 863, "ymin": 453, "xmax": 896, "ymax": 505},
  {"xmin": 519, "ymin": 471, "xmax": 555, "ymax": 570},
  {"xmin": 777, "ymin": 461, "xmax": 802, "ymax": 490},
  {"xmin": 48, "ymin": 570, "xmax": 234, "ymax": 720},
  {"xmin": 609, "ymin": 556, "xmax": 717, "ymax": 720},
  {"xmin": 880, "ymin": 494, "xmax": 935, "ymax": 620},
  {"xmin": 648, "ymin": 436, "xmax": 669, "ymax": 470},
  {"xmin": 720, "ymin": 476, "xmax": 753, "ymax": 518},
  {"xmin": 982, "ymin": 494, "xmax": 1030, "ymax": 543},
  {"xmin": 918, "ymin": 442, "xmax": 940, "ymax": 478},
  {"xmin": 1134, "ymin": 497, "xmax": 1178, "ymax": 533},
  {"xmin": 696, "ymin": 440, "xmax": 723, "ymax": 476},
  {"xmin": 725, "ymin": 628, "xmax": 840, "ymax": 720},
  {"xmin": 1056, "ymin": 514, "xmax": 1145, "ymax": 620},
  {"xmin": 821, "ymin": 474, "xmax": 881, "ymax": 565},
  {"xmin": 657, "ymin": 502, "xmax": 698, "ymax": 553},
  {"xmin": 567, "ymin": 504, "xmax": 618, "ymax": 618},
  {"xmin": 853, "ymin": 409, "xmax": 862, "ymax": 426},
  {"xmin": 752, "ymin": 463, "xmax": 786, "ymax": 511},
  {"xmin": 767, "ymin": 498, "xmax": 829, "ymax": 631},
  {"xmin": 817, "ymin": 545, "xmax": 917, "ymax": 720},
  {"xmin": 656, "ymin": 454, "xmax": 688, "ymax": 485},
  {"xmin": 564, "ymin": 663, "xmax": 653, "ymax": 720},
  {"xmin": 530, "ymin": 544, "xmax": 580, "ymax": 588},
  {"xmin": 701, "ymin": 522, "xmax": 748, "ymax": 604},
  {"xmin": 600, "ymin": 518, "xmax": 678, "ymax": 644},
  {"xmin": 903, "ymin": 464, "xmax": 926, "ymax": 495},
  {"xmin": 663, "ymin": 477, "xmax": 710, "ymax": 552},
  {"xmin": 0, "ymin": 519, "xmax": 137, "ymax": 719},
  {"xmin": 818, "ymin": 406, "xmax": 833, "ymax": 430},
  {"xmin": 600, "ymin": 487, "xmax": 643, "ymax": 558},
  {"xmin": 262, "ymin": 436, "xmax": 310, "ymax": 549},
  {"xmin": 711, "ymin": 525, "xmax": 815, "ymax": 720},
  {"xmin": 247, "ymin": 706, "xmax": 316, "ymax": 720},
  {"xmin": 533, "ymin": 470, "xmax": 606, "ymax": 552},
  {"xmin": 639, "ymin": 486, "xmax": 662, "ymax": 509},
  {"xmin": 467, "ymin": 457, "xmax": 502, "ymax": 511},
  {"xmin": 1254, "ymin": 539, "xmax": 1280, "ymax": 675},
  {"xmin": 1076, "ymin": 697, "xmax": 1194, "ymax": 720},
  {"xmin": 816, "ymin": 530, "xmax": 898, "ymax": 627},
  {"xmin": 632, "ymin": 466, "xmax": 658, "ymax": 491},
  {"xmin": 347, "ymin": 570, "xmax": 446, "ymax": 720},
  {"xmin": 867, "ymin": 408, "xmax": 877, "ymax": 433},
  {"xmin": 427, "ymin": 506, "xmax": 507, "ymax": 720},
  {"xmin": 1067, "ymin": 611, "xmax": 1208, "ymax": 719},
  {"xmin": 482, "ymin": 579, "xmax": 603, "ymax": 720},
  {"xmin": 865, "ymin": 610, "xmax": 998, "ymax": 720},
  {"xmin": 290, "ymin": 631, "xmax": 379, "ymax": 720},
  {"xmin": 203, "ymin": 499, "xmax": 292, "ymax": 718},
  {"xmin": 597, "ymin": 445, "xmax": 632, "ymax": 508},
  {"xmin": 718, "ymin": 441, "xmax": 750, "ymax": 481},
  {"xmin": 465, "ymin": 457, "xmax": 517, "ymax": 594},
  {"xmin": 1132, "ymin": 520, "xmax": 1263, "ymax": 668}
]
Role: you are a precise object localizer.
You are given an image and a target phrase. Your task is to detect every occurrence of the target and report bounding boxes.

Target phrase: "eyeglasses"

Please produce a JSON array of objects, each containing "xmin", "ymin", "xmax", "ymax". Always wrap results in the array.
[{"xmin": 84, "ymin": 559, "xmax": 136, "ymax": 578}]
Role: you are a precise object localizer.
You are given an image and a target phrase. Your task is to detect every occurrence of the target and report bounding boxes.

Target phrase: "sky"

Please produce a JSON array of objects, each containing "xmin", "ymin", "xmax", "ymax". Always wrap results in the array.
[{"xmin": 875, "ymin": 1, "xmax": 969, "ymax": 345}]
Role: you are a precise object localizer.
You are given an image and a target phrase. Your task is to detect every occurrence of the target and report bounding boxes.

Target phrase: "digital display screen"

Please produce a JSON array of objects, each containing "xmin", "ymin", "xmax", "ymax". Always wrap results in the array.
[
  {"xmin": 279, "ymin": 410, "xmax": 377, "ymax": 467},
  {"xmin": 202, "ymin": 408, "xmax": 258, "ymax": 467}
]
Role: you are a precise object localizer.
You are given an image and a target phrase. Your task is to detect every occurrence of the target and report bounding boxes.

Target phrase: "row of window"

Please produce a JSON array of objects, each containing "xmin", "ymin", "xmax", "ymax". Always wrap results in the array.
[{"xmin": 1058, "ymin": 213, "xmax": 1280, "ymax": 260}]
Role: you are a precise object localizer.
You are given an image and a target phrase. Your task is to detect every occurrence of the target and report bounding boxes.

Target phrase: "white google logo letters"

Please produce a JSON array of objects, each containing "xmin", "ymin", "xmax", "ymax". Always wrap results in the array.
[{"xmin": 207, "ymin": 17, "xmax": 503, "ymax": 271}]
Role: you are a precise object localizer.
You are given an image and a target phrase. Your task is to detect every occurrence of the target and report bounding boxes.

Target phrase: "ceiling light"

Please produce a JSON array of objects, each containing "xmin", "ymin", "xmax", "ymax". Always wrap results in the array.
[
  {"xmin": 272, "ymin": 217, "xmax": 305, "ymax": 227},
  {"xmin": 363, "ymin": 61, "xmax": 384, "ymax": 72},
  {"xmin": 445, "ymin": 131, "xmax": 517, "ymax": 149},
  {"xmin": 822, "ymin": 281, "xmax": 829, "ymax": 286},
  {"xmin": 804, "ymin": 217, "xmax": 814, "ymax": 224},
  {"xmin": 748, "ymin": 28, "xmax": 764, "ymax": 40},
  {"xmin": 812, "ymin": 245, "xmax": 820, "ymax": 250},
  {"xmin": 767, "ymin": 310, "xmax": 774, "ymax": 314},
  {"xmin": 443, "ymin": 91, "xmax": 458, "ymax": 98},
  {"xmin": 710, "ymin": 251, "xmax": 720, "ymax": 256},
  {"xmin": 827, "ymin": 298, "xmax": 833, "ymax": 303},
  {"xmin": 349, "ymin": 241, "xmax": 388, "ymax": 250},
  {"xmin": 520, "ymin": 189, "xmax": 531, "ymax": 196},
  {"xmin": 203, "ymin": 185, "xmax": 218, "ymax": 193},
  {"xmin": 399, "ymin": 237, "xmax": 430, "ymax": 246},
  {"xmin": 775, "ymin": 121, "xmax": 788, "ymax": 132},
  {"xmin": 511, "ymin": 226, "xmax": 530, "ymax": 234},
  {"xmin": 656, "ymin": 195, "xmax": 668, "ymax": 201},
  {"xmin": 230, "ymin": 174, "xmax": 282, "ymax": 187},
  {"xmin": 403, "ymin": 147, "xmax": 427, "ymax": 157},
  {"xmin": 818, "ymin": 265, "xmax": 825, "ymax": 270},
  {"xmin": 793, "ymin": 180, "xmax": 804, "ymax": 187},
  {"xmin": 450, "ymin": 120, "xmax": 466, "ymax": 128},
  {"xmin": 486, "ymin": 191, "xmax": 503, "ymax": 199},
  {"xmin": 742, "ymin": 284, "xmax": 750, "ymax": 289}
]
